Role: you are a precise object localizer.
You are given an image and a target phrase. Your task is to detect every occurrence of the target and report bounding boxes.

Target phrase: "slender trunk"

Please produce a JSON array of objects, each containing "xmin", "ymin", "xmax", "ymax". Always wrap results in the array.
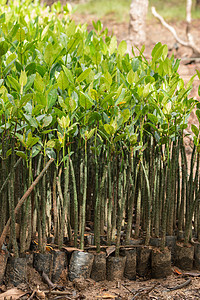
[
  {"xmin": 125, "ymin": 156, "xmax": 139, "ymax": 243},
  {"xmin": 80, "ymin": 139, "xmax": 87, "ymax": 250},
  {"xmin": 8, "ymin": 138, "xmax": 19, "ymax": 257},
  {"xmin": 53, "ymin": 167, "xmax": 58, "ymax": 242},
  {"xmin": 107, "ymin": 160, "xmax": 112, "ymax": 245},
  {"xmin": 69, "ymin": 157, "xmax": 78, "ymax": 248},
  {"xmin": 135, "ymin": 166, "xmax": 141, "ymax": 239}
]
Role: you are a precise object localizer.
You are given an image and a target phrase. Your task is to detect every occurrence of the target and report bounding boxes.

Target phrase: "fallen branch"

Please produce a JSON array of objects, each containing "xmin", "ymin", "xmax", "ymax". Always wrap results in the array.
[
  {"xmin": 151, "ymin": 6, "xmax": 200, "ymax": 57},
  {"xmin": 0, "ymin": 158, "xmax": 54, "ymax": 249}
]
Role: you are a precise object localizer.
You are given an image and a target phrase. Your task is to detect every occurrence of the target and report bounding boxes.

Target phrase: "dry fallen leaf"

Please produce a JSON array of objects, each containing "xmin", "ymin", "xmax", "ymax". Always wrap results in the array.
[
  {"xmin": 62, "ymin": 246, "xmax": 84, "ymax": 253},
  {"xmin": 172, "ymin": 266, "xmax": 182, "ymax": 275},
  {"xmin": 106, "ymin": 245, "xmax": 116, "ymax": 257},
  {"xmin": 36, "ymin": 290, "xmax": 46, "ymax": 299},
  {"xmin": 0, "ymin": 288, "xmax": 26, "ymax": 300}
]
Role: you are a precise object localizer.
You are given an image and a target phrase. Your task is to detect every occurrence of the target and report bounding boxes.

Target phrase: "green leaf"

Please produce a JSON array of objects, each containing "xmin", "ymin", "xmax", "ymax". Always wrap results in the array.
[
  {"xmin": 19, "ymin": 94, "xmax": 33, "ymax": 109},
  {"xmin": 6, "ymin": 148, "xmax": 12, "ymax": 158},
  {"xmin": 79, "ymin": 93, "xmax": 94, "ymax": 109},
  {"xmin": 127, "ymin": 69, "xmax": 135, "ymax": 85},
  {"xmin": 88, "ymin": 112, "xmax": 101, "ymax": 123},
  {"xmin": 148, "ymin": 113, "xmax": 158, "ymax": 124},
  {"xmin": 19, "ymin": 70, "xmax": 27, "ymax": 87},
  {"xmin": 196, "ymin": 109, "xmax": 200, "ymax": 123},
  {"xmin": 92, "ymin": 51, "xmax": 102, "ymax": 65},
  {"xmin": 151, "ymin": 42, "xmax": 162, "ymax": 59},
  {"xmin": 26, "ymin": 132, "xmax": 39, "ymax": 148},
  {"xmin": 87, "ymin": 128, "xmax": 95, "ymax": 140},
  {"xmin": 42, "ymin": 115, "xmax": 52, "ymax": 128},
  {"xmin": 187, "ymin": 74, "xmax": 197, "ymax": 89},
  {"xmin": 0, "ymin": 41, "xmax": 9, "ymax": 57},
  {"xmin": 0, "ymin": 13, "xmax": 5, "ymax": 23},
  {"xmin": 57, "ymin": 70, "xmax": 68, "ymax": 90},
  {"xmin": 47, "ymin": 89, "xmax": 57, "ymax": 109},
  {"xmin": 16, "ymin": 28, "xmax": 26, "ymax": 42},
  {"xmin": 44, "ymin": 43, "xmax": 56, "ymax": 65},
  {"xmin": 76, "ymin": 68, "xmax": 91, "ymax": 83},
  {"xmin": 66, "ymin": 20, "xmax": 76, "ymax": 37},
  {"xmin": 130, "ymin": 134, "xmax": 138, "ymax": 145},
  {"xmin": 115, "ymin": 88, "xmax": 126, "ymax": 106},
  {"xmin": 15, "ymin": 133, "xmax": 26, "ymax": 147},
  {"xmin": 62, "ymin": 65, "xmax": 74, "ymax": 84},
  {"xmin": 23, "ymin": 113, "xmax": 38, "ymax": 128},
  {"xmin": 46, "ymin": 140, "xmax": 55, "ymax": 148},
  {"xmin": 46, "ymin": 148, "xmax": 56, "ymax": 160},
  {"xmin": 109, "ymin": 36, "xmax": 117, "ymax": 55},
  {"xmin": 104, "ymin": 71, "xmax": 112, "ymax": 85},
  {"xmin": 57, "ymin": 115, "xmax": 70, "ymax": 130},
  {"xmin": 69, "ymin": 97, "xmax": 77, "ymax": 112},
  {"xmin": 34, "ymin": 72, "xmax": 45, "ymax": 93},
  {"xmin": 196, "ymin": 69, "xmax": 200, "ymax": 80},
  {"xmin": 121, "ymin": 109, "xmax": 130, "ymax": 123},
  {"xmin": 118, "ymin": 40, "xmax": 127, "ymax": 57},
  {"xmin": 7, "ymin": 75, "xmax": 20, "ymax": 92},
  {"xmin": 24, "ymin": 74, "xmax": 36, "ymax": 92},
  {"xmin": 132, "ymin": 58, "xmax": 140, "ymax": 72},
  {"xmin": 104, "ymin": 124, "xmax": 115, "ymax": 136},
  {"xmin": 191, "ymin": 124, "xmax": 199, "ymax": 137},
  {"xmin": 16, "ymin": 151, "xmax": 26, "ymax": 160},
  {"xmin": 8, "ymin": 23, "xmax": 20, "ymax": 40}
]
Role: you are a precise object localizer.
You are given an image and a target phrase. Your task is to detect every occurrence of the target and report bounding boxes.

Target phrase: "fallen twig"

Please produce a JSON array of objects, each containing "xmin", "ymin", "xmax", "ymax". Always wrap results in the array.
[
  {"xmin": 131, "ymin": 283, "xmax": 159, "ymax": 299},
  {"xmin": 184, "ymin": 272, "xmax": 200, "ymax": 277},
  {"xmin": 0, "ymin": 158, "xmax": 54, "ymax": 249},
  {"xmin": 44, "ymin": 290, "xmax": 72, "ymax": 297},
  {"xmin": 27, "ymin": 289, "xmax": 36, "ymax": 300},
  {"xmin": 166, "ymin": 277, "xmax": 192, "ymax": 291},
  {"xmin": 42, "ymin": 271, "xmax": 55, "ymax": 289},
  {"xmin": 122, "ymin": 284, "xmax": 135, "ymax": 296}
]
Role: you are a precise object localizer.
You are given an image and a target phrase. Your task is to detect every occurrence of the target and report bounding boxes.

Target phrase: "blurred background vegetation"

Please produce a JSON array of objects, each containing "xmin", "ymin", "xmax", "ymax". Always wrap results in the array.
[{"xmin": 67, "ymin": 0, "xmax": 200, "ymax": 23}]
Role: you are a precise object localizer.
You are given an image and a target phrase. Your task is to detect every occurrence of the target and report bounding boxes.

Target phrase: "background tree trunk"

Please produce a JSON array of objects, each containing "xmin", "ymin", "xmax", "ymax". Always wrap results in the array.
[
  {"xmin": 129, "ymin": 0, "xmax": 149, "ymax": 47},
  {"xmin": 196, "ymin": 0, "xmax": 200, "ymax": 8}
]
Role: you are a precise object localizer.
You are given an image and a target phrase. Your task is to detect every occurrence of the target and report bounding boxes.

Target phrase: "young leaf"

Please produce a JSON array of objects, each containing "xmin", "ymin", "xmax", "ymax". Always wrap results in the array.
[
  {"xmin": 34, "ymin": 72, "xmax": 45, "ymax": 93},
  {"xmin": 62, "ymin": 65, "xmax": 74, "ymax": 83},
  {"xmin": 57, "ymin": 71, "xmax": 68, "ymax": 90},
  {"xmin": 87, "ymin": 128, "xmax": 95, "ymax": 140},
  {"xmin": 76, "ymin": 68, "xmax": 91, "ymax": 83},
  {"xmin": 16, "ymin": 28, "xmax": 26, "ymax": 42},
  {"xmin": 118, "ymin": 40, "xmax": 127, "ymax": 57},
  {"xmin": 7, "ymin": 75, "xmax": 20, "ymax": 92},
  {"xmin": 127, "ymin": 69, "xmax": 135, "ymax": 85},
  {"xmin": 19, "ymin": 70, "xmax": 27, "ymax": 88},
  {"xmin": 109, "ymin": 36, "xmax": 117, "ymax": 55},
  {"xmin": 57, "ymin": 115, "xmax": 70, "ymax": 130}
]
